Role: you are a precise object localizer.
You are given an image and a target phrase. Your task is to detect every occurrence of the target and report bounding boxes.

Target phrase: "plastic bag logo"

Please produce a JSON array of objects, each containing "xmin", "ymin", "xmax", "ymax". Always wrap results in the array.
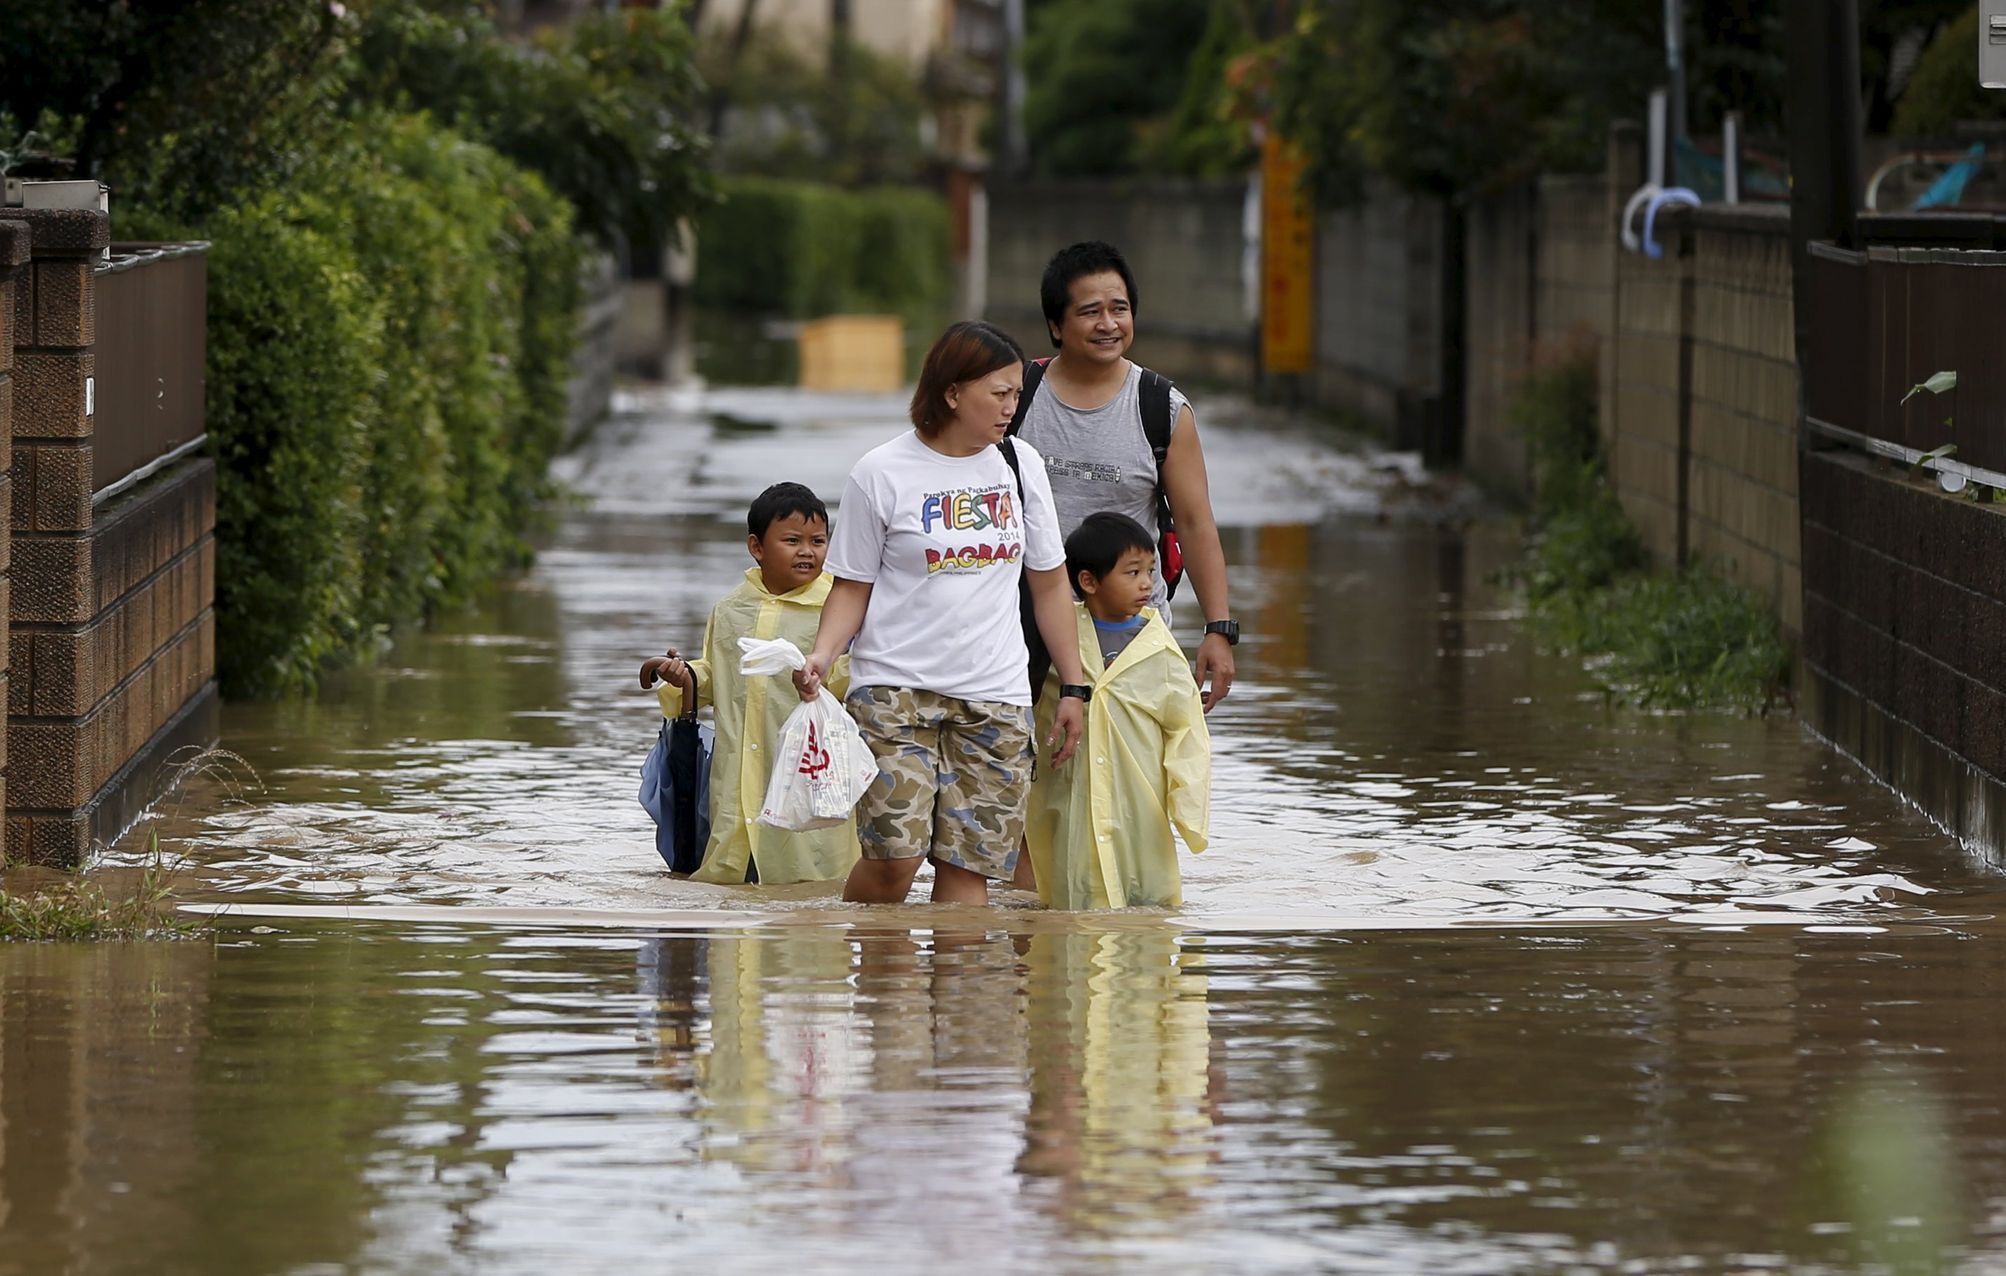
[{"xmin": 797, "ymin": 721, "xmax": 832, "ymax": 777}]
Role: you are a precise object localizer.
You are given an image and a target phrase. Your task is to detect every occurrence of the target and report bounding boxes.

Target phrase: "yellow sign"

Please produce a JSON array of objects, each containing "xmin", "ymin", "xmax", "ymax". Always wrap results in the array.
[{"xmin": 1260, "ymin": 134, "xmax": 1315, "ymax": 375}]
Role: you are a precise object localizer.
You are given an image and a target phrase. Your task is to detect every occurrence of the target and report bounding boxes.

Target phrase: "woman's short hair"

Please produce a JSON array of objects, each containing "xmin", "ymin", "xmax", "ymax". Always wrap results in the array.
[{"xmin": 909, "ymin": 321, "xmax": 1025, "ymax": 437}]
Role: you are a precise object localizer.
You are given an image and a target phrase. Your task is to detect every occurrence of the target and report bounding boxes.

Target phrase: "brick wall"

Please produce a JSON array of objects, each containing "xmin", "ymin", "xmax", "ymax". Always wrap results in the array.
[
  {"xmin": 1605, "ymin": 227, "xmax": 1689, "ymax": 564},
  {"xmin": 0, "ymin": 223, "xmax": 26, "ymax": 840},
  {"xmin": 1801, "ymin": 450, "xmax": 2006, "ymax": 860},
  {"xmin": 1596, "ymin": 205, "xmax": 1801, "ymax": 632},
  {"xmin": 0, "ymin": 208, "xmax": 217, "ymax": 866},
  {"xmin": 1685, "ymin": 209, "xmax": 1801, "ymax": 632}
]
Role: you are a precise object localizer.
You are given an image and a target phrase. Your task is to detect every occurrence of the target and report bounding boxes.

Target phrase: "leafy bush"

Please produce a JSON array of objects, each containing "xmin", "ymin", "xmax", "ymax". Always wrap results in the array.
[
  {"xmin": 695, "ymin": 177, "xmax": 949, "ymax": 322},
  {"xmin": 193, "ymin": 198, "xmax": 377, "ymax": 697},
  {"xmin": 1506, "ymin": 351, "xmax": 1788, "ymax": 712},
  {"xmin": 1514, "ymin": 346, "xmax": 1605, "ymax": 523},
  {"xmin": 133, "ymin": 114, "xmax": 584, "ymax": 696}
]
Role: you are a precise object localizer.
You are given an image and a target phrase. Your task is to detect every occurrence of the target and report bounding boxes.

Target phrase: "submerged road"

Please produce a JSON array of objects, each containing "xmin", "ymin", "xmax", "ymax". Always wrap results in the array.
[
  {"xmin": 11, "ymin": 385, "xmax": 2006, "ymax": 1274},
  {"xmin": 122, "ymin": 383, "xmax": 1984, "ymax": 926}
]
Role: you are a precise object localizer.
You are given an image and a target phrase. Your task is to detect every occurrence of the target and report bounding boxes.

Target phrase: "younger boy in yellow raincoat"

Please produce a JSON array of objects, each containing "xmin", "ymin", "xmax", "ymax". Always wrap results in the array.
[
  {"xmin": 1026, "ymin": 513, "xmax": 1210, "ymax": 909},
  {"xmin": 640, "ymin": 483, "xmax": 858, "ymax": 885}
]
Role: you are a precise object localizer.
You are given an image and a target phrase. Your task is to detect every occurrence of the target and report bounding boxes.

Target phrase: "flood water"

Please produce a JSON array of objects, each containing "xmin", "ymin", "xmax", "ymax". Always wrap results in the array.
[{"xmin": 7, "ymin": 385, "xmax": 2006, "ymax": 1273}]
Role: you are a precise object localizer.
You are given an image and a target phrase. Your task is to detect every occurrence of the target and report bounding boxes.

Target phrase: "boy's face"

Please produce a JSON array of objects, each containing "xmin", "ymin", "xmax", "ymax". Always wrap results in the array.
[
  {"xmin": 1079, "ymin": 546, "xmax": 1156, "ymax": 623},
  {"xmin": 749, "ymin": 512, "xmax": 829, "ymax": 591},
  {"xmin": 1050, "ymin": 271, "xmax": 1133, "ymax": 366}
]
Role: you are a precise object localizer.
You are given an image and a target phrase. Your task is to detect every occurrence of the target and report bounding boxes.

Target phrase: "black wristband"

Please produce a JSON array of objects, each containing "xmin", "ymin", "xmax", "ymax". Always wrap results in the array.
[
  {"xmin": 1203, "ymin": 619, "xmax": 1241, "ymax": 646},
  {"xmin": 1058, "ymin": 683, "xmax": 1093, "ymax": 703}
]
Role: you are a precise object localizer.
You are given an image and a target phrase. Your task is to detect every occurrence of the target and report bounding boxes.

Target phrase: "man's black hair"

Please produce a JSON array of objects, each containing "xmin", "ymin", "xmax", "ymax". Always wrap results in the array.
[
  {"xmin": 748, "ymin": 482, "xmax": 829, "ymax": 538},
  {"xmin": 1065, "ymin": 512, "xmax": 1156, "ymax": 597},
  {"xmin": 1040, "ymin": 241, "xmax": 1139, "ymax": 349}
]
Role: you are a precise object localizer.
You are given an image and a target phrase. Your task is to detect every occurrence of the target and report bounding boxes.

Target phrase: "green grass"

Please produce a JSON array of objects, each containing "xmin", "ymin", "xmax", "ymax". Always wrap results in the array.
[
  {"xmin": 0, "ymin": 839, "xmax": 206, "ymax": 942},
  {"xmin": 1509, "ymin": 353, "xmax": 1792, "ymax": 713}
]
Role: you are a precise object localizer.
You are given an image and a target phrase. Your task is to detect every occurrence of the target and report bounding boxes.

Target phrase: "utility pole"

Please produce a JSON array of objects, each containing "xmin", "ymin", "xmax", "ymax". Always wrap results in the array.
[
  {"xmin": 1664, "ymin": 0, "xmax": 1688, "ymax": 140},
  {"xmin": 1784, "ymin": 0, "xmax": 1864, "ymax": 412},
  {"xmin": 1000, "ymin": 0, "xmax": 1027, "ymax": 177},
  {"xmin": 829, "ymin": 0, "xmax": 852, "ymax": 175}
]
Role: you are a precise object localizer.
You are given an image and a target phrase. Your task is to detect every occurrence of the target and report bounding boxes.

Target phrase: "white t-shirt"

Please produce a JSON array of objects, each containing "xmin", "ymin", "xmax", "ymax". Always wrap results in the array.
[{"xmin": 827, "ymin": 430, "xmax": 1066, "ymax": 706}]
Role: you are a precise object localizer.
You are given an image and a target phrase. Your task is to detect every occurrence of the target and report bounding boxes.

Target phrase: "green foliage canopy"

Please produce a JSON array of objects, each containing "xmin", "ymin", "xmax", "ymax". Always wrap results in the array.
[
  {"xmin": 0, "ymin": 0, "xmax": 351, "ymax": 216},
  {"xmin": 1020, "ymin": 0, "xmax": 1223, "ymax": 177},
  {"xmin": 352, "ymin": 4, "xmax": 711, "ymax": 252},
  {"xmin": 131, "ymin": 115, "xmax": 586, "ymax": 696},
  {"xmin": 1272, "ymin": 0, "xmax": 1666, "ymax": 204}
]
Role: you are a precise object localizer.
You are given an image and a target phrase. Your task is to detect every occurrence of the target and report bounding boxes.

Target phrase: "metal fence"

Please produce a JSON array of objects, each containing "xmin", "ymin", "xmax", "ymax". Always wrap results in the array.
[
  {"xmin": 93, "ymin": 243, "xmax": 207, "ymax": 501},
  {"xmin": 1805, "ymin": 216, "xmax": 2006, "ymax": 486}
]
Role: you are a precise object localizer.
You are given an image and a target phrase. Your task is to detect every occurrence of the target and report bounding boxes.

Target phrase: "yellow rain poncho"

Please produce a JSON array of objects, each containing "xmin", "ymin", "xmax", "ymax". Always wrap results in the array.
[
  {"xmin": 657, "ymin": 568, "xmax": 858, "ymax": 885},
  {"xmin": 1026, "ymin": 605, "xmax": 1210, "ymax": 909}
]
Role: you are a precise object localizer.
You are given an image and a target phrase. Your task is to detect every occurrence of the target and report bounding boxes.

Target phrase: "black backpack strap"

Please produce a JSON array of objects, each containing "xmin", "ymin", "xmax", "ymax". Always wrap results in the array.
[
  {"xmin": 998, "ymin": 437, "xmax": 1023, "ymax": 488},
  {"xmin": 998, "ymin": 435, "xmax": 1052, "ymax": 696},
  {"xmin": 1137, "ymin": 366, "xmax": 1177, "ymax": 528},
  {"xmin": 1006, "ymin": 356, "xmax": 1052, "ymax": 438},
  {"xmin": 1137, "ymin": 367, "xmax": 1175, "ymax": 466}
]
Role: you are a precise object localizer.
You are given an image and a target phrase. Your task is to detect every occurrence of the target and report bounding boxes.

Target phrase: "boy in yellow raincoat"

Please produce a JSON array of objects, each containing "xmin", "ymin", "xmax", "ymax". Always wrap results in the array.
[
  {"xmin": 1026, "ymin": 513, "xmax": 1210, "ymax": 909},
  {"xmin": 640, "ymin": 483, "xmax": 859, "ymax": 885}
]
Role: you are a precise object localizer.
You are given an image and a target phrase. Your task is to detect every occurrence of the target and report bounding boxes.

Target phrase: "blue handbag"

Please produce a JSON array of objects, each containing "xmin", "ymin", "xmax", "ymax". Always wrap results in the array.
[{"xmin": 638, "ymin": 688, "xmax": 714, "ymax": 874}]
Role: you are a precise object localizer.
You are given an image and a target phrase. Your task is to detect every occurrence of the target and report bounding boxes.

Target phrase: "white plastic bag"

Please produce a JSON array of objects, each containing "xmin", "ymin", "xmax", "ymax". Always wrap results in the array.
[{"xmin": 738, "ymin": 637, "xmax": 878, "ymax": 831}]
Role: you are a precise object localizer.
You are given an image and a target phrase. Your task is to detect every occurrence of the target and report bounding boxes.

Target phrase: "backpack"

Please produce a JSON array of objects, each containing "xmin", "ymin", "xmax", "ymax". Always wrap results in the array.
[{"xmin": 1006, "ymin": 357, "xmax": 1184, "ymax": 599}]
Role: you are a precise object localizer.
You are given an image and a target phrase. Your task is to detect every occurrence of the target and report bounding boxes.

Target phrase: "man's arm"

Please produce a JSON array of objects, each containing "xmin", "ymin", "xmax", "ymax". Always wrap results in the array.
[{"xmin": 1161, "ymin": 402, "xmax": 1234, "ymax": 711}]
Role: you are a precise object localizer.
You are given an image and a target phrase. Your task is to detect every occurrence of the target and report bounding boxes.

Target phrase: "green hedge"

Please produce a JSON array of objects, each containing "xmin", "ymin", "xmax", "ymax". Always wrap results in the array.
[
  {"xmin": 695, "ymin": 176, "xmax": 949, "ymax": 321},
  {"xmin": 133, "ymin": 113, "xmax": 585, "ymax": 697}
]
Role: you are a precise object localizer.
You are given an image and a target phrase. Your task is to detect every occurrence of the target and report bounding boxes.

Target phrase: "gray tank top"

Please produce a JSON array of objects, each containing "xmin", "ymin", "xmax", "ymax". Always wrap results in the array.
[{"xmin": 1015, "ymin": 362, "xmax": 1190, "ymax": 618}]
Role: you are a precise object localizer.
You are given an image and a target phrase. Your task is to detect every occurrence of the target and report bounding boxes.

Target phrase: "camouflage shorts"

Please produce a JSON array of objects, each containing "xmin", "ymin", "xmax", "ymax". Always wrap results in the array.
[{"xmin": 845, "ymin": 686, "xmax": 1035, "ymax": 880}]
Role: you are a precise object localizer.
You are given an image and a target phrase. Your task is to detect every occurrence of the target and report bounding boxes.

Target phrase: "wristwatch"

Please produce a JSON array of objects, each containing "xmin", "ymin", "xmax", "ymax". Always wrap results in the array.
[
  {"xmin": 1203, "ymin": 619, "xmax": 1241, "ymax": 646},
  {"xmin": 1058, "ymin": 683, "xmax": 1093, "ymax": 703}
]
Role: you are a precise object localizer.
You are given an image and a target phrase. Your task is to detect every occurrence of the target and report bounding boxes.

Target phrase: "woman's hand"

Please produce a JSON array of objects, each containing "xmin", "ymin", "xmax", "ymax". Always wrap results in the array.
[
  {"xmin": 793, "ymin": 652, "xmax": 831, "ymax": 701},
  {"xmin": 1047, "ymin": 696, "xmax": 1084, "ymax": 766}
]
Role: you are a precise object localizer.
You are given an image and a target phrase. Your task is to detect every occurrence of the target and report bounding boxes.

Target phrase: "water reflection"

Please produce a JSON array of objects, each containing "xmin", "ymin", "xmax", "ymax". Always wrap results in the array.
[
  {"xmin": 6, "ymin": 921, "xmax": 2006, "ymax": 1272},
  {"xmin": 1017, "ymin": 930, "xmax": 1217, "ymax": 1244}
]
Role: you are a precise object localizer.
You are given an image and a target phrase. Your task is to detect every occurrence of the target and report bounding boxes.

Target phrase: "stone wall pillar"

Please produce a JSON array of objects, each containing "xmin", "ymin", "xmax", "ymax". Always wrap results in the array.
[
  {"xmin": 0, "ymin": 222, "xmax": 28, "ymax": 859},
  {"xmin": 1, "ymin": 208, "xmax": 217, "ymax": 866}
]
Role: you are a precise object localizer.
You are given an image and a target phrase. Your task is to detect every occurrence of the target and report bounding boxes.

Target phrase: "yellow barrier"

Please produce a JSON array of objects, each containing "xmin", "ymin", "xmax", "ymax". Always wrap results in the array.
[{"xmin": 799, "ymin": 315, "xmax": 905, "ymax": 392}]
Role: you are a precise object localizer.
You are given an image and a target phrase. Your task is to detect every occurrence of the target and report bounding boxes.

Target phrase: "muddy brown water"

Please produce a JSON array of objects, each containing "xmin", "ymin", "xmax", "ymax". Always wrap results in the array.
[{"xmin": 5, "ymin": 388, "xmax": 2005, "ymax": 1274}]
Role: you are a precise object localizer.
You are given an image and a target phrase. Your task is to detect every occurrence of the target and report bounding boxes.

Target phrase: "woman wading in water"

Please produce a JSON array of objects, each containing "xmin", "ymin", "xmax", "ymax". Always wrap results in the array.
[{"xmin": 795, "ymin": 322, "xmax": 1088, "ymax": 905}]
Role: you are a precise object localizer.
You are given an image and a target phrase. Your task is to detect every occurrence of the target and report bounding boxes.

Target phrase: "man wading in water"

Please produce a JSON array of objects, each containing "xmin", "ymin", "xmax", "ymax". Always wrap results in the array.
[{"xmin": 1007, "ymin": 240, "xmax": 1238, "ymax": 893}]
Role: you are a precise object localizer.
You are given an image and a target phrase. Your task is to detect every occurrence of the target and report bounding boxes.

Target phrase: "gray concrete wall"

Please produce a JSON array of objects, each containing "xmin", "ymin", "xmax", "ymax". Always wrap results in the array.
[
  {"xmin": 1311, "ymin": 181, "xmax": 1442, "ymax": 447},
  {"xmin": 983, "ymin": 178, "xmax": 1254, "ymax": 385},
  {"xmin": 1461, "ymin": 176, "xmax": 1615, "ymax": 504}
]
